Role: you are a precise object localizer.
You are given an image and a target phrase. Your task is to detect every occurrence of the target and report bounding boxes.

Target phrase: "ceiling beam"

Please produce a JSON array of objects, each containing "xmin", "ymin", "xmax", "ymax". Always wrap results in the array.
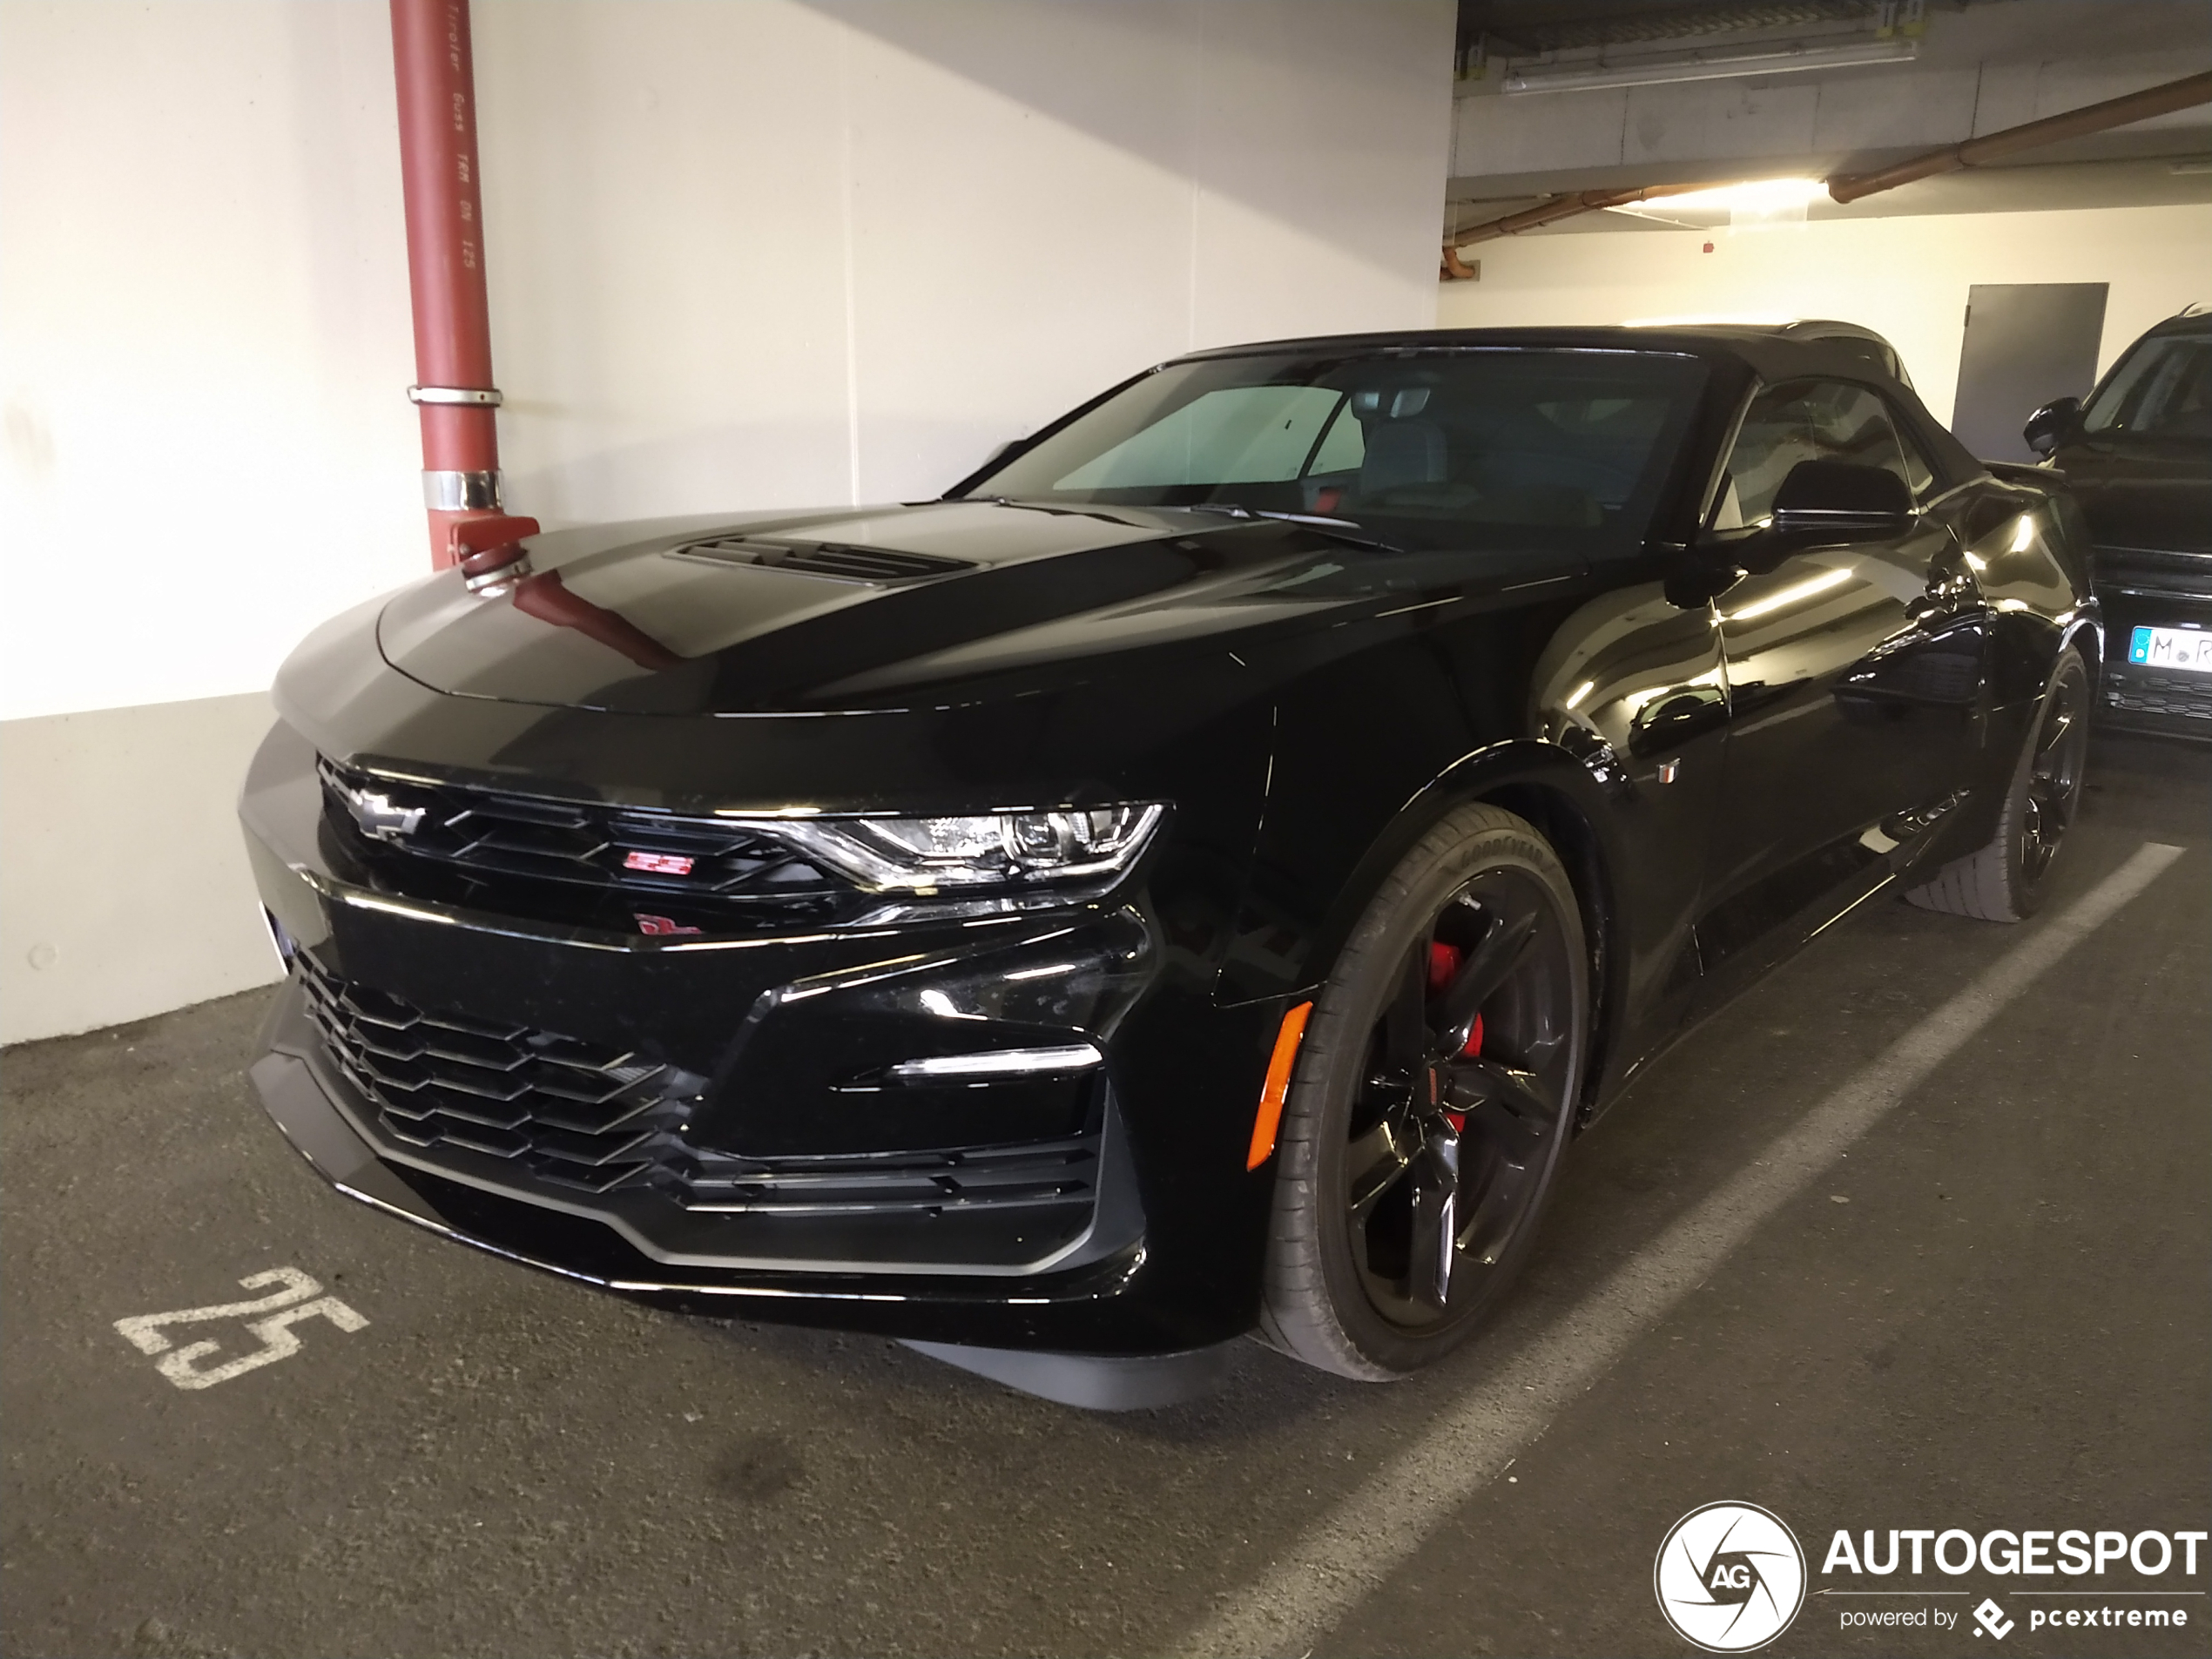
[{"xmin": 1441, "ymin": 67, "xmax": 2212, "ymax": 272}]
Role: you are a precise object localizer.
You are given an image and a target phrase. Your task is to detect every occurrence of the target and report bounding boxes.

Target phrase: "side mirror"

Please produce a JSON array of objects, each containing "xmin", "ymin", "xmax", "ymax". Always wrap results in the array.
[
  {"xmin": 2023, "ymin": 396, "xmax": 2080, "ymax": 458},
  {"xmin": 1770, "ymin": 459, "xmax": 1913, "ymax": 537},
  {"xmin": 1665, "ymin": 556, "xmax": 1743, "ymax": 609}
]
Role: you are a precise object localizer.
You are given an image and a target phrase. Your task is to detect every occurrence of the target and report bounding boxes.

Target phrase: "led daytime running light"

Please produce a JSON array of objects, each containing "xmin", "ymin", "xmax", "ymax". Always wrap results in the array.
[{"xmin": 885, "ymin": 1044, "xmax": 1104, "ymax": 1082}]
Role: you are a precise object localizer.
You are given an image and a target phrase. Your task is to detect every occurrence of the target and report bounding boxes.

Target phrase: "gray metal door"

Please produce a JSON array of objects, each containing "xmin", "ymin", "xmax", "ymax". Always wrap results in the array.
[{"xmin": 1950, "ymin": 282, "xmax": 2109, "ymax": 462}]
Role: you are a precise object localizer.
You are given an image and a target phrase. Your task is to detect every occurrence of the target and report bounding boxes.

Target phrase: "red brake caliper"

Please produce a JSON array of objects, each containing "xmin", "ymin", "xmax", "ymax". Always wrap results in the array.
[{"xmin": 1426, "ymin": 942, "xmax": 1485, "ymax": 1132}]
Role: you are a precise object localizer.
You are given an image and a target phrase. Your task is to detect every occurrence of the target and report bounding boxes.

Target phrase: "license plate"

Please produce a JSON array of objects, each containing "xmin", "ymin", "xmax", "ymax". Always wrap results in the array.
[{"xmin": 2128, "ymin": 624, "xmax": 2212, "ymax": 673}]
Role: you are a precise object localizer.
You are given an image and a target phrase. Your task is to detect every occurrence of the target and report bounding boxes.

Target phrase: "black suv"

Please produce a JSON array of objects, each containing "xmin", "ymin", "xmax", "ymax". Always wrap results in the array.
[{"xmin": 2027, "ymin": 307, "xmax": 2212, "ymax": 738}]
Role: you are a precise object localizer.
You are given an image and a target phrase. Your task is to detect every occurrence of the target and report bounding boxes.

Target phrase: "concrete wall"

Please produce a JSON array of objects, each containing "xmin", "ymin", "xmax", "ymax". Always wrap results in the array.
[
  {"xmin": 0, "ymin": 0, "xmax": 1454, "ymax": 1044},
  {"xmin": 1436, "ymin": 205, "xmax": 2212, "ymax": 427}
]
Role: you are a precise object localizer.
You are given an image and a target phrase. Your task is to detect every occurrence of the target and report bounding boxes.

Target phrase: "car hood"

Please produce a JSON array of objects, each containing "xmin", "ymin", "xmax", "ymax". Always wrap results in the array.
[
  {"xmin": 2053, "ymin": 440, "xmax": 2212, "ymax": 556},
  {"xmin": 375, "ymin": 498, "xmax": 1572, "ymax": 716}
]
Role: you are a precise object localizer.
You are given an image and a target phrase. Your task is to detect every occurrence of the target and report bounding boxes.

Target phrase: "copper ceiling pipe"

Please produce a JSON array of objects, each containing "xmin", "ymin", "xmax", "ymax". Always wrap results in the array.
[
  {"xmin": 1447, "ymin": 180, "xmax": 1716, "ymax": 254},
  {"xmin": 390, "ymin": 0, "xmax": 533, "ymax": 568},
  {"xmin": 1828, "ymin": 69, "xmax": 2212, "ymax": 201}
]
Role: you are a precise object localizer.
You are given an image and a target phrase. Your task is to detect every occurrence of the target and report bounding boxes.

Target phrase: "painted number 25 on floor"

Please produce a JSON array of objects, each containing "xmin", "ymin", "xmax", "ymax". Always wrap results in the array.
[{"xmin": 112, "ymin": 1267, "xmax": 367, "ymax": 1391}]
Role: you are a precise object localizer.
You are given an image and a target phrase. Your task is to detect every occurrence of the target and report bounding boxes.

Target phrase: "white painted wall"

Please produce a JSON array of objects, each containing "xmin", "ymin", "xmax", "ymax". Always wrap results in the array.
[
  {"xmin": 1435, "ymin": 205, "xmax": 2212, "ymax": 426},
  {"xmin": 477, "ymin": 0, "xmax": 1453, "ymax": 525},
  {"xmin": 0, "ymin": 0, "xmax": 1453, "ymax": 1042},
  {"xmin": 1, "ymin": 3, "xmax": 424, "ymax": 725},
  {"xmin": 1, "ymin": 694, "xmax": 284, "ymax": 1043},
  {"xmin": 3, "ymin": 0, "xmax": 1452, "ymax": 722}
]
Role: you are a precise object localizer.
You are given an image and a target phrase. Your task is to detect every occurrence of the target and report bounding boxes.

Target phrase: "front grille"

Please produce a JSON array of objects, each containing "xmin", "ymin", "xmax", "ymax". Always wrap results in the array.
[
  {"xmin": 670, "ymin": 536, "xmax": 972, "ymax": 583},
  {"xmin": 299, "ymin": 954, "xmax": 705, "ymax": 1193},
  {"xmin": 319, "ymin": 758, "xmax": 846, "ymax": 914},
  {"xmin": 298, "ymin": 957, "xmax": 1105, "ymax": 1221},
  {"xmin": 674, "ymin": 1136, "xmax": 1098, "ymax": 1217},
  {"xmin": 2105, "ymin": 668, "xmax": 2212, "ymax": 723}
]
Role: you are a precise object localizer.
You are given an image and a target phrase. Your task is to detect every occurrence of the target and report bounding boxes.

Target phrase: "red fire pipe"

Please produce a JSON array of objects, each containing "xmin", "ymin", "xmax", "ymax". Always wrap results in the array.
[{"xmin": 390, "ymin": 0, "xmax": 534, "ymax": 568}]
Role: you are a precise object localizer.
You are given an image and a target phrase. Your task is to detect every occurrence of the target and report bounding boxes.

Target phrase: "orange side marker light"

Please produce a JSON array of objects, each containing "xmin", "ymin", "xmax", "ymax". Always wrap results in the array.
[{"xmin": 1246, "ymin": 1001, "xmax": 1314, "ymax": 1170}]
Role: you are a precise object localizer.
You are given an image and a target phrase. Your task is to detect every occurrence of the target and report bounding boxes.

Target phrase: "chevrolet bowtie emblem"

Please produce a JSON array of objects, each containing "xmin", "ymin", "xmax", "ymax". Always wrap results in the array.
[{"xmin": 341, "ymin": 784, "xmax": 425, "ymax": 841}]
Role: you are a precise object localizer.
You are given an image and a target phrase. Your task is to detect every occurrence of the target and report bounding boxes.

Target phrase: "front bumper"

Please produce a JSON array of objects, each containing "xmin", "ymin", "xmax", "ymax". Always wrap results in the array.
[
  {"xmin": 2096, "ymin": 552, "xmax": 2212, "ymax": 740},
  {"xmin": 241, "ymin": 723, "xmax": 1285, "ymax": 1353}
]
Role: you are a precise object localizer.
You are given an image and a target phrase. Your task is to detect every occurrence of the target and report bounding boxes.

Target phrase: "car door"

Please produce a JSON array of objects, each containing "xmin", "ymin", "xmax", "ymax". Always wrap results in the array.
[{"xmin": 1696, "ymin": 379, "xmax": 1986, "ymax": 989}]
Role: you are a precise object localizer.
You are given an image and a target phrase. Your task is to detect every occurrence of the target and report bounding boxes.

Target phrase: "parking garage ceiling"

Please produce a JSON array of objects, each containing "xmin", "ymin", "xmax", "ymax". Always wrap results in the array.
[{"xmin": 1447, "ymin": 0, "xmax": 2212, "ymax": 239}]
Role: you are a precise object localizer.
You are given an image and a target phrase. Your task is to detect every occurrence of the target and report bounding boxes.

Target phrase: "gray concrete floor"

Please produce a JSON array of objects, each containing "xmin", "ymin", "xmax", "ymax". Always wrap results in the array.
[{"xmin": 4, "ymin": 733, "xmax": 2206, "ymax": 1659}]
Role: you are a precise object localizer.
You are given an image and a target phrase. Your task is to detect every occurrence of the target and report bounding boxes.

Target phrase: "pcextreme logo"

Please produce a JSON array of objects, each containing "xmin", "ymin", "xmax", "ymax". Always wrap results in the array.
[{"xmin": 1655, "ymin": 1501, "xmax": 1809, "ymax": 1652}]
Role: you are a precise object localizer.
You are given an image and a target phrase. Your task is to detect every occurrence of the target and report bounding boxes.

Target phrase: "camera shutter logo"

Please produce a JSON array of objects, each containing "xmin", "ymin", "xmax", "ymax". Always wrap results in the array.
[{"xmin": 1654, "ymin": 1501, "xmax": 1808, "ymax": 1652}]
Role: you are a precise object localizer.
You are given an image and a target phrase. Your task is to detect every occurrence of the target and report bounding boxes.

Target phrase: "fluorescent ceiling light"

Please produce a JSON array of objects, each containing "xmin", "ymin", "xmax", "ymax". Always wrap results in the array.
[
  {"xmin": 1504, "ymin": 37, "xmax": 1916, "ymax": 95},
  {"xmin": 1611, "ymin": 178, "xmax": 1827, "ymax": 217}
]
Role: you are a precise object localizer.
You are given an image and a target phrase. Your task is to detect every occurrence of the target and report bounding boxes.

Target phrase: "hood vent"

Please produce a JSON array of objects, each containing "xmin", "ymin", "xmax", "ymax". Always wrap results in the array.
[{"xmin": 671, "ymin": 536, "xmax": 973, "ymax": 584}]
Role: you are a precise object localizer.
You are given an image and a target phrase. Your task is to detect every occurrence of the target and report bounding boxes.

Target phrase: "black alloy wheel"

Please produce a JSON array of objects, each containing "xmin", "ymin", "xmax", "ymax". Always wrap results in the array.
[
  {"xmin": 1261, "ymin": 804, "xmax": 1589, "ymax": 1379},
  {"xmin": 1906, "ymin": 647, "xmax": 2090, "ymax": 923},
  {"xmin": 2017, "ymin": 659, "xmax": 2087, "ymax": 886}
]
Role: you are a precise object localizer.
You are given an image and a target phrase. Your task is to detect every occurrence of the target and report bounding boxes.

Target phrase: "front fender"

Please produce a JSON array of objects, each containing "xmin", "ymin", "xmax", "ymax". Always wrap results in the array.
[{"xmin": 1217, "ymin": 736, "xmax": 1622, "ymax": 1001}]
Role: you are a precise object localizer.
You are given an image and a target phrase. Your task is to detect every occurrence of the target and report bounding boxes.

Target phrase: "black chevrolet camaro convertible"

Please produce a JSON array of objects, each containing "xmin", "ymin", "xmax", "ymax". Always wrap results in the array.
[{"xmin": 242, "ymin": 327, "xmax": 2097, "ymax": 1400}]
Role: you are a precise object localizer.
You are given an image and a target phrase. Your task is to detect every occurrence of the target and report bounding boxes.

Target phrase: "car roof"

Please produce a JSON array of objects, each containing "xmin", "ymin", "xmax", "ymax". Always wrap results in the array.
[
  {"xmin": 1681, "ymin": 318, "xmax": 1887, "ymax": 341},
  {"xmin": 1174, "ymin": 324, "xmax": 1885, "ymax": 381},
  {"xmin": 1671, "ymin": 320, "xmax": 1911, "ymax": 386},
  {"xmin": 2143, "ymin": 306, "xmax": 2212, "ymax": 338},
  {"xmin": 1169, "ymin": 324, "xmax": 1983, "ymax": 485}
]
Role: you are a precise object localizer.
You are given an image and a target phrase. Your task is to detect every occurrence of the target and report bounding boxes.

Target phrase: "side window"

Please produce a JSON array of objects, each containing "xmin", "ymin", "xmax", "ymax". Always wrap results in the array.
[
  {"xmin": 1805, "ymin": 381, "xmax": 1909, "ymax": 480},
  {"xmin": 1712, "ymin": 380, "xmax": 1919, "ymax": 528},
  {"xmin": 1712, "ymin": 385, "xmax": 1821, "ymax": 528},
  {"xmin": 1888, "ymin": 407, "xmax": 1937, "ymax": 497}
]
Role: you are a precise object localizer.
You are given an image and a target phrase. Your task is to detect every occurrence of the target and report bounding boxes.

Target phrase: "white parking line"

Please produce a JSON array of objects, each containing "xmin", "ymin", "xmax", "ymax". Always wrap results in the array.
[{"xmin": 1184, "ymin": 841, "xmax": 2187, "ymax": 1658}]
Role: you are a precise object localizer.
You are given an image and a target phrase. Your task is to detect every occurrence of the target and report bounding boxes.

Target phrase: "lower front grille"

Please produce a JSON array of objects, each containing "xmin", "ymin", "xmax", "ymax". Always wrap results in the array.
[
  {"xmin": 298, "ymin": 954, "xmax": 705, "ymax": 1193},
  {"xmin": 296, "ymin": 957, "xmax": 1106, "ymax": 1223},
  {"xmin": 2105, "ymin": 668, "xmax": 2212, "ymax": 723}
]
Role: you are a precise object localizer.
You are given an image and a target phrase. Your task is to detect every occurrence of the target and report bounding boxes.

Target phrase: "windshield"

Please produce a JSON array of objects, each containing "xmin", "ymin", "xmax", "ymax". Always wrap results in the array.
[
  {"xmin": 964, "ymin": 348, "xmax": 1710, "ymax": 556},
  {"xmin": 2082, "ymin": 332, "xmax": 2212, "ymax": 441}
]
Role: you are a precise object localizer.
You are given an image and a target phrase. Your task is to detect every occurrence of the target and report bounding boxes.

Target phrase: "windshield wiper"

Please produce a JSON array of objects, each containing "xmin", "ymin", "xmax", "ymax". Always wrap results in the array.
[{"xmin": 1166, "ymin": 502, "xmax": 1406, "ymax": 555}]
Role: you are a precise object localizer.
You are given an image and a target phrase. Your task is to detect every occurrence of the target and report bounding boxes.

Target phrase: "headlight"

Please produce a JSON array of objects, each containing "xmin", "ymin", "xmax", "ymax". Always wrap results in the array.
[{"xmin": 752, "ymin": 804, "xmax": 1166, "ymax": 893}]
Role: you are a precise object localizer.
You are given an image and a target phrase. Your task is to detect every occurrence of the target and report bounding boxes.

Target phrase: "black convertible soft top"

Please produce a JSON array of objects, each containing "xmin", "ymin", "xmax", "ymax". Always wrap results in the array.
[{"xmin": 1178, "ymin": 323, "xmax": 1989, "ymax": 493}]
